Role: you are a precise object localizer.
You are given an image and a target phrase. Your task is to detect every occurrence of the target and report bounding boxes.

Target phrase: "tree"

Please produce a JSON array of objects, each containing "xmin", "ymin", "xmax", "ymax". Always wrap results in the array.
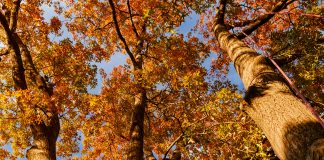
[
  {"xmin": 2, "ymin": 0, "xmax": 322, "ymax": 159},
  {"xmin": 204, "ymin": 0, "xmax": 324, "ymax": 159},
  {"xmin": 63, "ymin": 0, "xmax": 275, "ymax": 159},
  {"xmin": 63, "ymin": 0, "xmax": 212, "ymax": 158},
  {"xmin": 0, "ymin": 1, "xmax": 96, "ymax": 159}
]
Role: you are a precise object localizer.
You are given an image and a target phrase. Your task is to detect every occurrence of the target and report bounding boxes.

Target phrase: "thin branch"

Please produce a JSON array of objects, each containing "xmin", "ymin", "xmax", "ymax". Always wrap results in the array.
[
  {"xmin": 94, "ymin": 21, "xmax": 113, "ymax": 31},
  {"xmin": 0, "ymin": 12, "xmax": 20, "ymax": 55},
  {"xmin": 163, "ymin": 133, "xmax": 184, "ymax": 160},
  {"xmin": 234, "ymin": 3, "xmax": 263, "ymax": 11},
  {"xmin": 108, "ymin": 0, "xmax": 137, "ymax": 66},
  {"xmin": 0, "ymin": 11, "xmax": 27, "ymax": 89},
  {"xmin": 134, "ymin": 17, "xmax": 148, "ymax": 58},
  {"xmin": 226, "ymin": 19, "xmax": 256, "ymax": 29},
  {"xmin": 163, "ymin": 116, "xmax": 207, "ymax": 159},
  {"xmin": 306, "ymin": 98, "xmax": 324, "ymax": 108},
  {"xmin": 236, "ymin": 0, "xmax": 295, "ymax": 39},
  {"xmin": 148, "ymin": 89, "xmax": 167, "ymax": 101},
  {"xmin": 272, "ymin": 53, "xmax": 303, "ymax": 66},
  {"xmin": 127, "ymin": 0, "xmax": 140, "ymax": 39}
]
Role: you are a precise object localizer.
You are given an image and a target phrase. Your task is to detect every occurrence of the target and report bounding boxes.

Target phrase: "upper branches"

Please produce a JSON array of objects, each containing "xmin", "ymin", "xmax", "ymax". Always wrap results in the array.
[
  {"xmin": 9, "ymin": 0, "xmax": 22, "ymax": 31},
  {"xmin": 108, "ymin": 0, "xmax": 137, "ymax": 66},
  {"xmin": 214, "ymin": 0, "xmax": 227, "ymax": 25},
  {"xmin": 235, "ymin": 0, "xmax": 295, "ymax": 39},
  {"xmin": 214, "ymin": 0, "xmax": 296, "ymax": 39},
  {"xmin": 0, "ymin": 2, "xmax": 27, "ymax": 89},
  {"xmin": 109, "ymin": 0, "xmax": 136, "ymax": 65},
  {"xmin": 0, "ymin": 11, "xmax": 19, "ymax": 53},
  {"xmin": 127, "ymin": 0, "xmax": 140, "ymax": 39}
]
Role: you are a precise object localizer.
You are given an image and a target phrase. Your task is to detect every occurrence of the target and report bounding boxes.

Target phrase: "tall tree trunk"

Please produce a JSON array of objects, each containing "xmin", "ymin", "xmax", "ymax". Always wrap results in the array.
[
  {"xmin": 127, "ymin": 60, "xmax": 147, "ymax": 160},
  {"xmin": 127, "ymin": 90, "xmax": 146, "ymax": 160},
  {"xmin": 18, "ymin": 33, "xmax": 60, "ymax": 160},
  {"xmin": 214, "ymin": 24, "xmax": 324, "ymax": 159}
]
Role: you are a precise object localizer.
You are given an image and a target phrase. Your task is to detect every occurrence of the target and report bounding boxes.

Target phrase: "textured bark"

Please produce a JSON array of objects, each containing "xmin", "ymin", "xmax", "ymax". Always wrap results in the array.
[
  {"xmin": 26, "ymin": 114, "xmax": 60, "ymax": 160},
  {"xmin": 127, "ymin": 88, "xmax": 146, "ymax": 160},
  {"xmin": 127, "ymin": 55, "xmax": 147, "ymax": 159},
  {"xmin": 214, "ymin": 24, "xmax": 324, "ymax": 160}
]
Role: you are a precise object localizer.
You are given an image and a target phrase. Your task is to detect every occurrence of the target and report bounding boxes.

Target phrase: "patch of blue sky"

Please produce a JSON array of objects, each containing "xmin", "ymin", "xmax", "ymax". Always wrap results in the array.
[
  {"xmin": 42, "ymin": 2, "xmax": 73, "ymax": 42},
  {"xmin": 87, "ymin": 53, "xmax": 128, "ymax": 94}
]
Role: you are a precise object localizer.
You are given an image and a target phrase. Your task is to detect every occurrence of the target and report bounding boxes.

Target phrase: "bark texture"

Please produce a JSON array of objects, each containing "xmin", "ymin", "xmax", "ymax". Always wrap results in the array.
[
  {"xmin": 26, "ymin": 116, "xmax": 60, "ymax": 160},
  {"xmin": 127, "ymin": 56, "xmax": 147, "ymax": 160},
  {"xmin": 127, "ymin": 90, "xmax": 146, "ymax": 160},
  {"xmin": 214, "ymin": 24, "xmax": 324, "ymax": 160}
]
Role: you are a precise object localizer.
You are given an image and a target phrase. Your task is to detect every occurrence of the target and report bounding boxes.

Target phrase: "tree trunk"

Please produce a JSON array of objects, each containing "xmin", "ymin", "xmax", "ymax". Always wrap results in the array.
[
  {"xmin": 26, "ymin": 114, "xmax": 60, "ymax": 160},
  {"xmin": 127, "ymin": 90, "xmax": 146, "ymax": 160},
  {"xmin": 18, "ymin": 35, "xmax": 60, "ymax": 160},
  {"xmin": 214, "ymin": 24, "xmax": 324, "ymax": 160},
  {"xmin": 127, "ymin": 59, "xmax": 147, "ymax": 160}
]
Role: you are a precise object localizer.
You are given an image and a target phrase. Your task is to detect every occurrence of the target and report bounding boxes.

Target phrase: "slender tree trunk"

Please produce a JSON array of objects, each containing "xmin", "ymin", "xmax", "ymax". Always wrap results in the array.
[
  {"xmin": 18, "ymin": 34, "xmax": 60, "ymax": 160},
  {"xmin": 127, "ymin": 90, "xmax": 146, "ymax": 160},
  {"xmin": 9, "ymin": 44, "xmax": 60, "ymax": 160},
  {"xmin": 214, "ymin": 24, "xmax": 324, "ymax": 159},
  {"xmin": 127, "ymin": 59, "xmax": 147, "ymax": 160}
]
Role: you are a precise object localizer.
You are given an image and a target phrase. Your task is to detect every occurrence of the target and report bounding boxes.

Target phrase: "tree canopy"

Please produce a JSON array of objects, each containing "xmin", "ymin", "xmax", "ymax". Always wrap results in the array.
[{"xmin": 0, "ymin": 0, "xmax": 323, "ymax": 159}]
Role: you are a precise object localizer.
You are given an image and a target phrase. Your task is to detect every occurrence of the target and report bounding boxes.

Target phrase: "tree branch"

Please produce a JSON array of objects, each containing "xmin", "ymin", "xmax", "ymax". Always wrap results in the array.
[
  {"xmin": 163, "ymin": 116, "xmax": 207, "ymax": 159},
  {"xmin": 94, "ymin": 21, "xmax": 113, "ymax": 31},
  {"xmin": 108, "ymin": 0, "xmax": 137, "ymax": 66},
  {"xmin": 127, "ymin": 0, "xmax": 140, "ymax": 39},
  {"xmin": 306, "ymin": 98, "xmax": 324, "ymax": 108},
  {"xmin": 0, "ymin": 11, "xmax": 27, "ymax": 89},
  {"xmin": 236, "ymin": 0, "xmax": 295, "ymax": 39},
  {"xmin": 0, "ymin": 12, "xmax": 20, "ymax": 55},
  {"xmin": 9, "ymin": 0, "xmax": 21, "ymax": 31},
  {"xmin": 14, "ymin": 33, "xmax": 52, "ymax": 94},
  {"xmin": 214, "ymin": 0, "xmax": 227, "ymax": 25},
  {"xmin": 226, "ymin": 19, "xmax": 256, "ymax": 29},
  {"xmin": 272, "ymin": 53, "xmax": 304, "ymax": 66},
  {"xmin": 163, "ymin": 133, "xmax": 184, "ymax": 160}
]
